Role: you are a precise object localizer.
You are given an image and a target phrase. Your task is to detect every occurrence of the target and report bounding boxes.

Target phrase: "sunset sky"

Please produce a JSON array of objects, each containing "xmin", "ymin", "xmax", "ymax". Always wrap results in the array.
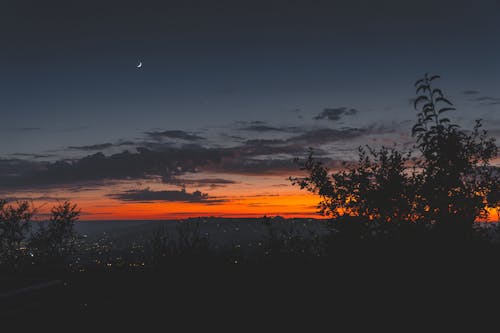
[{"xmin": 1, "ymin": 0, "xmax": 499, "ymax": 220}]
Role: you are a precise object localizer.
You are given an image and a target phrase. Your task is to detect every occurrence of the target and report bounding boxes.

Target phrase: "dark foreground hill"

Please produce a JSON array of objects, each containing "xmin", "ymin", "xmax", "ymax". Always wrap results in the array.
[{"xmin": 3, "ymin": 218, "xmax": 500, "ymax": 326}]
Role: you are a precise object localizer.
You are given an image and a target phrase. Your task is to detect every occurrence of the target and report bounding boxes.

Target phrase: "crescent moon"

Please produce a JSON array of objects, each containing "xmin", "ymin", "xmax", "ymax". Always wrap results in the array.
[{"xmin": 137, "ymin": 62, "xmax": 142, "ymax": 68}]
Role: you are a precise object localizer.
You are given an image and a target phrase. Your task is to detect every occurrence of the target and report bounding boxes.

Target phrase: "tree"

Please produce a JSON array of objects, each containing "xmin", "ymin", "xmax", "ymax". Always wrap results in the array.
[
  {"xmin": 29, "ymin": 201, "xmax": 81, "ymax": 265},
  {"xmin": 412, "ymin": 74, "xmax": 498, "ymax": 239},
  {"xmin": 291, "ymin": 146, "xmax": 415, "ymax": 225},
  {"xmin": 0, "ymin": 200, "xmax": 35, "ymax": 268},
  {"xmin": 291, "ymin": 75, "xmax": 498, "ymax": 241}
]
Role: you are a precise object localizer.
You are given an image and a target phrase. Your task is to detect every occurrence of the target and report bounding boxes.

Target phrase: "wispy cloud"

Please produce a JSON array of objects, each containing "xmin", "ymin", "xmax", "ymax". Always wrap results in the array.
[
  {"xmin": 69, "ymin": 143, "xmax": 114, "ymax": 151},
  {"xmin": 8, "ymin": 153, "xmax": 56, "ymax": 159},
  {"xmin": 313, "ymin": 107, "xmax": 358, "ymax": 121},
  {"xmin": 235, "ymin": 120, "xmax": 298, "ymax": 133},
  {"xmin": 146, "ymin": 130, "xmax": 205, "ymax": 141},
  {"xmin": 461, "ymin": 90, "xmax": 480, "ymax": 95},
  {"xmin": 68, "ymin": 141, "xmax": 135, "ymax": 151},
  {"xmin": 473, "ymin": 96, "xmax": 500, "ymax": 106},
  {"xmin": 167, "ymin": 177, "xmax": 237, "ymax": 188}
]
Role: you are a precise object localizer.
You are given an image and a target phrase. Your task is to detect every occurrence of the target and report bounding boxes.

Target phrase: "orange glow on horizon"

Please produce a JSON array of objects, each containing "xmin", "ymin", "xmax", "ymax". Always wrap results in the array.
[
  {"xmin": 76, "ymin": 192, "xmax": 325, "ymax": 220},
  {"xmin": 3, "ymin": 170, "xmax": 498, "ymax": 222}
]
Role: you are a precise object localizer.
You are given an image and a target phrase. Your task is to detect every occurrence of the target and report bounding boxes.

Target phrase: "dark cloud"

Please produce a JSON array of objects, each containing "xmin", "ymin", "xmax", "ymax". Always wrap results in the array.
[
  {"xmin": 0, "ymin": 121, "xmax": 399, "ymax": 187},
  {"xmin": 68, "ymin": 141, "xmax": 135, "ymax": 151},
  {"xmin": 146, "ymin": 130, "xmax": 205, "ymax": 141},
  {"xmin": 238, "ymin": 124, "xmax": 299, "ymax": 133},
  {"xmin": 168, "ymin": 177, "xmax": 237, "ymax": 187},
  {"xmin": 0, "ymin": 195, "xmax": 68, "ymax": 202},
  {"xmin": 288, "ymin": 127, "xmax": 366, "ymax": 145},
  {"xmin": 232, "ymin": 120, "xmax": 299, "ymax": 132},
  {"xmin": 240, "ymin": 125, "xmax": 286, "ymax": 132},
  {"xmin": 8, "ymin": 153, "xmax": 56, "ymax": 159},
  {"xmin": 473, "ymin": 96, "xmax": 500, "ymax": 105},
  {"xmin": 462, "ymin": 90, "xmax": 480, "ymax": 95},
  {"xmin": 209, "ymin": 158, "xmax": 301, "ymax": 175},
  {"xmin": 313, "ymin": 107, "xmax": 358, "ymax": 121},
  {"xmin": 69, "ymin": 143, "xmax": 114, "ymax": 151},
  {"xmin": 219, "ymin": 133, "xmax": 246, "ymax": 141},
  {"xmin": 0, "ymin": 146, "xmax": 231, "ymax": 189},
  {"xmin": 235, "ymin": 120, "xmax": 297, "ymax": 132},
  {"xmin": 109, "ymin": 188, "xmax": 225, "ymax": 203},
  {"xmin": 0, "ymin": 158, "xmax": 46, "ymax": 180}
]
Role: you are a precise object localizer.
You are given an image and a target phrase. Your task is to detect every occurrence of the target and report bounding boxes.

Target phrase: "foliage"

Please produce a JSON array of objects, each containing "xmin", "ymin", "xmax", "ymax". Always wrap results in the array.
[
  {"xmin": 0, "ymin": 200, "xmax": 35, "ymax": 267},
  {"xmin": 291, "ymin": 146, "xmax": 416, "ymax": 225},
  {"xmin": 291, "ymin": 74, "xmax": 499, "ymax": 241},
  {"xmin": 148, "ymin": 222, "xmax": 211, "ymax": 269},
  {"xmin": 0, "ymin": 200, "xmax": 80, "ymax": 271},
  {"xmin": 30, "ymin": 201, "xmax": 81, "ymax": 264}
]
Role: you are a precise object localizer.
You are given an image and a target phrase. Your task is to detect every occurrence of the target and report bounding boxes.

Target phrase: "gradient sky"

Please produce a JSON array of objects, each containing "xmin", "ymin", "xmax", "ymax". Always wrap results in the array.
[{"xmin": 1, "ymin": 0, "xmax": 499, "ymax": 220}]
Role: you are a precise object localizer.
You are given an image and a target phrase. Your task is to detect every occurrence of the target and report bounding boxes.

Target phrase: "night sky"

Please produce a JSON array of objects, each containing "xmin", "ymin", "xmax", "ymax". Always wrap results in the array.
[{"xmin": 1, "ymin": 0, "xmax": 499, "ymax": 219}]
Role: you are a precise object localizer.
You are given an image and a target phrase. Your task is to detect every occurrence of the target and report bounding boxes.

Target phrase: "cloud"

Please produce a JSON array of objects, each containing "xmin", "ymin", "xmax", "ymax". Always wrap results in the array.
[
  {"xmin": 68, "ymin": 141, "xmax": 135, "ymax": 151},
  {"xmin": 236, "ymin": 121, "xmax": 298, "ymax": 133},
  {"xmin": 69, "ymin": 143, "xmax": 114, "ymax": 151},
  {"xmin": 1, "ymin": 195, "xmax": 68, "ymax": 202},
  {"xmin": 0, "ymin": 146, "xmax": 232, "ymax": 189},
  {"xmin": 167, "ymin": 177, "xmax": 237, "ymax": 188},
  {"xmin": 8, "ymin": 153, "xmax": 56, "ymax": 159},
  {"xmin": 288, "ymin": 127, "xmax": 367, "ymax": 145},
  {"xmin": 473, "ymin": 96, "xmax": 500, "ymax": 106},
  {"xmin": 313, "ymin": 107, "xmax": 358, "ymax": 121},
  {"xmin": 0, "ymin": 121, "xmax": 399, "ymax": 187},
  {"xmin": 239, "ymin": 125, "xmax": 293, "ymax": 132},
  {"xmin": 109, "ymin": 188, "xmax": 225, "ymax": 203},
  {"xmin": 146, "ymin": 130, "xmax": 205, "ymax": 141},
  {"xmin": 208, "ymin": 158, "xmax": 301, "ymax": 175},
  {"xmin": 462, "ymin": 90, "xmax": 480, "ymax": 95}
]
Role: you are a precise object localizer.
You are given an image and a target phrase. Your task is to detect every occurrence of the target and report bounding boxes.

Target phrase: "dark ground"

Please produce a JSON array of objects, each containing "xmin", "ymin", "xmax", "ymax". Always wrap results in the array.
[
  {"xmin": 3, "ymin": 219, "xmax": 500, "ymax": 327},
  {"xmin": 3, "ymin": 248, "xmax": 500, "ymax": 328}
]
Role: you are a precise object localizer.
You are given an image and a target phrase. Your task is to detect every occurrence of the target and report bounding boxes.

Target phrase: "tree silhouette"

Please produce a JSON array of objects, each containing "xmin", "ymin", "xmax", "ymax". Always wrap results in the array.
[
  {"xmin": 30, "ymin": 201, "xmax": 81, "ymax": 265},
  {"xmin": 0, "ymin": 200, "xmax": 35, "ymax": 268},
  {"xmin": 0, "ymin": 200, "xmax": 81, "ymax": 271},
  {"xmin": 412, "ymin": 74, "xmax": 498, "ymax": 240},
  {"xmin": 291, "ymin": 75, "xmax": 499, "ymax": 241}
]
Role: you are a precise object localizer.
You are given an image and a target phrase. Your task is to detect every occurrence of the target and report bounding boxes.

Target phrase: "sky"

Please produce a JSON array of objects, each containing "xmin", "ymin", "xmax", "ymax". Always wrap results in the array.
[{"xmin": 0, "ymin": 0, "xmax": 499, "ymax": 220}]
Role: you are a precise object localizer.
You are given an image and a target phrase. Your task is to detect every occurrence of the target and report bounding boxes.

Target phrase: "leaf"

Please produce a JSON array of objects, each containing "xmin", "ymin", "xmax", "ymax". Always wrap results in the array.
[
  {"xmin": 423, "ymin": 107, "xmax": 434, "ymax": 114},
  {"xmin": 439, "ymin": 118, "xmax": 450, "ymax": 123},
  {"xmin": 413, "ymin": 95, "xmax": 429, "ymax": 109},
  {"xmin": 416, "ymin": 84, "xmax": 430, "ymax": 94},
  {"xmin": 422, "ymin": 102, "xmax": 434, "ymax": 110},
  {"xmin": 412, "ymin": 124, "xmax": 423, "ymax": 132},
  {"xmin": 414, "ymin": 78, "xmax": 425, "ymax": 87},
  {"xmin": 429, "ymin": 75, "xmax": 441, "ymax": 81},
  {"xmin": 438, "ymin": 107, "xmax": 455, "ymax": 114},
  {"xmin": 412, "ymin": 127, "xmax": 425, "ymax": 135},
  {"xmin": 435, "ymin": 97, "xmax": 453, "ymax": 105},
  {"xmin": 432, "ymin": 88, "xmax": 443, "ymax": 97}
]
